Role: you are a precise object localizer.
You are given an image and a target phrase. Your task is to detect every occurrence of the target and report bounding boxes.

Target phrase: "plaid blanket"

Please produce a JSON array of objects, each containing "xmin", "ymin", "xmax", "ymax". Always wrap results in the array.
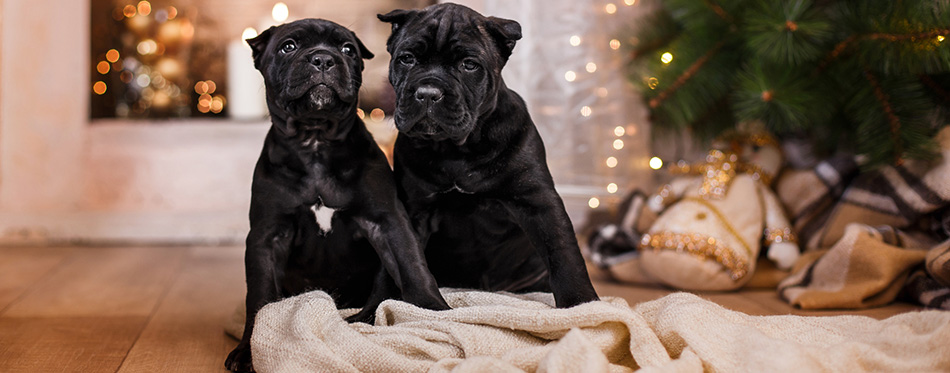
[{"xmin": 775, "ymin": 129, "xmax": 950, "ymax": 310}]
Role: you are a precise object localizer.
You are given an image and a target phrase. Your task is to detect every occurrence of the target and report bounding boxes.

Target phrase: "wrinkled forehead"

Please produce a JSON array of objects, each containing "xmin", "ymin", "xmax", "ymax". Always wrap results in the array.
[
  {"xmin": 396, "ymin": 8, "xmax": 493, "ymax": 54},
  {"xmin": 271, "ymin": 19, "xmax": 354, "ymax": 47}
]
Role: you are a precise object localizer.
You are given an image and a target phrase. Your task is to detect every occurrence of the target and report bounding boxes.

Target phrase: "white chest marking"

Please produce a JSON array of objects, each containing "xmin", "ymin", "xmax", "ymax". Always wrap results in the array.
[{"xmin": 310, "ymin": 203, "xmax": 336, "ymax": 234}]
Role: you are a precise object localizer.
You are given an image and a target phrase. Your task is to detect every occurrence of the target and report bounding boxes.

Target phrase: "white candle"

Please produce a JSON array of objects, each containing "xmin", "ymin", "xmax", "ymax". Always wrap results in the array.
[{"xmin": 227, "ymin": 39, "xmax": 267, "ymax": 120}]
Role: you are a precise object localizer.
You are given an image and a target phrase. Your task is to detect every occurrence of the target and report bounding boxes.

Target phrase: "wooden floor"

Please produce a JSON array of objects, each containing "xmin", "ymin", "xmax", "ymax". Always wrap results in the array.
[{"xmin": 0, "ymin": 246, "xmax": 923, "ymax": 372}]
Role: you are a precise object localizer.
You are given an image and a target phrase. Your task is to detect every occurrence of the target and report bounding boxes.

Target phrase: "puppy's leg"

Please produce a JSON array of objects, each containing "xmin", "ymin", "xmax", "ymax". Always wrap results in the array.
[
  {"xmin": 346, "ymin": 268, "xmax": 398, "ymax": 324},
  {"xmin": 354, "ymin": 207, "xmax": 449, "ymax": 311},
  {"xmin": 226, "ymin": 220, "xmax": 295, "ymax": 372},
  {"xmin": 502, "ymin": 189, "xmax": 599, "ymax": 308}
]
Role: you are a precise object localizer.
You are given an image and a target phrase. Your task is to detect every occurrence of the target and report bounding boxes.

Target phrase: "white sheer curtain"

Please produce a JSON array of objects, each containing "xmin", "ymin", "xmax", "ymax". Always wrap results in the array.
[{"xmin": 452, "ymin": 0, "xmax": 653, "ymax": 225}]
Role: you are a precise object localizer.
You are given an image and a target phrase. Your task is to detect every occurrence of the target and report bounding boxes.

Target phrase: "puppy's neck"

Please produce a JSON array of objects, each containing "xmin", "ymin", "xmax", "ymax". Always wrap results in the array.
[{"xmin": 271, "ymin": 114, "xmax": 358, "ymax": 150}]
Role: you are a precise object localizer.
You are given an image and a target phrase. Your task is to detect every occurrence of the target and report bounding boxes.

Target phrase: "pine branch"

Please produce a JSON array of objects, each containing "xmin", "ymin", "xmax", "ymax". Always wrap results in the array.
[
  {"xmin": 649, "ymin": 40, "xmax": 727, "ymax": 108},
  {"xmin": 701, "ymin": 0, "xmax": 735, "ymax": 24},
  {"xmin": 863, "ymin": 69, "xmax": 904, "ymax": 165},
  {"xmin": 818, "ymin": 28, "xmax": 950, "ymax": 73}
]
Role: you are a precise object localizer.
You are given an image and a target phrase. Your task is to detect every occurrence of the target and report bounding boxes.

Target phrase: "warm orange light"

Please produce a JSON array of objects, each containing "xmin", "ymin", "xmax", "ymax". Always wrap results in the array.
[
  {"xmin": 93, "ymin": 81, "xmax": 107, "ymax": 95},
  {"xmin": 166, "ymin": 6, "xmax": 178, "ymax": 20},
  {"xmin": 356, "ymin": 108, "xmax": 365, "ymax": 119},
  {"xmin": 609, "ymin": 39, "xmax": 621, "ymax": 50},
  {"xmin": 211, "ymin": 96, "xmax": 226, "ymax": 113},
  {"xmin": 370, "ymin": 108, "xmax": 385, "ymax": 122},
  {"xmin": 137, "ymin": 1, "xmax": 152, "ymax": 16},
  {"xmin": 123, "ymin": 5, "xmax": 136, "ymax": 18},
  {"xmin": 195, "ymin": 81, "xmax": 209, "ymax": 94},
  {"xmin": 180, "ymin": 21, "xmax": 195, "ymax": 40},
  {"xmin": 105, "ymin": 49, "xmax": 120, "ymax": 63},
  {"xmin": 206, "ymin": 81, "xmax": 217, "ymax": 94},
  {"xmin": 96, "ymin": 61, "xmax": 111, "ymax": 75}
]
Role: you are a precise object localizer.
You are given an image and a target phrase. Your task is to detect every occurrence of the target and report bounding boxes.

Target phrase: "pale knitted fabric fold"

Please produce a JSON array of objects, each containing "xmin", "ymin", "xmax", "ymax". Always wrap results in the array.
[{"xmin": 249, "ymin": 289, "xmax": 950, "ymax": 372}]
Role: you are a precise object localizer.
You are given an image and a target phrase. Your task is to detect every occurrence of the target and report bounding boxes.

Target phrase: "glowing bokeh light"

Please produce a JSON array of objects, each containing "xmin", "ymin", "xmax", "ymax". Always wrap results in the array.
[
  {"xmin": 607, "ymin": 183, "xmax": 618, "ymax": 194},
  {"xmin": 661, "ymin": 52, "xmax": 673, "ymax": 64},
  {"xmin": 581, "ymin": 106, "xmax": 592, "ymax": 117},
  {"xmin": 609, "ymin": 39, "xmax": 621, "ymax": 50},
  {"xmin": 613, "ymin": 139, "xmax": 624, "ymax": 150},
  {"xmin": 106, "ymin": 49, "xmax": 120, "ymax": 63},
  {"xmin": 605, "ymin": 3, "xmax": 617, "ymax": 14},
  {"xmin": 588, "ymin": 197, "xmax": 601, "ymax": 209},
  {"xmin": 564, "ymin": 71, "xmax": 577, "ymax": 82},
  {"xmin": 272, "ymin": 2, "xmax": 289, "ymax": 22},
  {"xmin": 614, "ymin": 126, "xmax": 625, "ymax": 137},
  {"xmin": 93, "ymin": 81, "xmax": 107, "ymax": 95},
  {"xmin": 569, "ymin": 35, "xmax": 581, "ymax": 46},
  {"xmin": 97, "ymin": 61, "xmax": 111, "ymax": 75},
  {"xmin": 585, "ymin": 62, "xmax": 597, "ymax": 73},
  {"xmin": 137, "ymin": 1, "xmax": 152, "ymax": 16},
  {"xmin": 649, "ymin": 157, "xmax": 663, "ymax": 170},
  {"xmin": 606, "ymin": 157, "xmax": 618, "ymax": 168},
  {"xmin": 370, "ymin": 108, "xmax": 385, "ymax": 122}
]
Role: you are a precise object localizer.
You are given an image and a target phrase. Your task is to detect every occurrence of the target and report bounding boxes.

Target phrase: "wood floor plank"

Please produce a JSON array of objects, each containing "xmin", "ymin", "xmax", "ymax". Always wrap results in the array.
[
  {"xmin": 118, "ymin": 246, "xmax": 245, "ymax": 373},
  {"xmin": 2, "ymin": 247, "xmax": 186, "ymax": 317},
  {"xmin": 0, "ymin": 316, "xmax": 148, "ymax": 373},
  {"xmin": 0, "ymin": 247, "xmax": 73, "ymax": 312},
  {"xmin": 593, "ymin": 279, "xmax": 674, "ymax": 306}
]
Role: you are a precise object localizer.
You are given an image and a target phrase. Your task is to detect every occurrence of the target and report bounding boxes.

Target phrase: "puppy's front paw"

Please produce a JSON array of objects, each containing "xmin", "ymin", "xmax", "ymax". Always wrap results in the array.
[
  {"xmin": 345, "ymin": 308, "xmax": 376, "ymax": 324},
  {"xmin": 225, "ymin": 343, "xmax": 254, "ymax": 372}
]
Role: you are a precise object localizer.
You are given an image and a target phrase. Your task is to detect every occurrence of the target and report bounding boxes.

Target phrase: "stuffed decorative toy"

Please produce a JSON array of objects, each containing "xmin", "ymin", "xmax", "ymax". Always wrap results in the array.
[{"xmin": 590, "ymin": 130, "xmax": 800, "ymax": 291}]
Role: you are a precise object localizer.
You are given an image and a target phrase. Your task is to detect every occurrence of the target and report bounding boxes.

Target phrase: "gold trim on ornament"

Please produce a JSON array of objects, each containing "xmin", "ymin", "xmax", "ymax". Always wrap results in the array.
[
  {"xmin": 639, "ymin": 231, "xmax": 750, "ymax": 280},
  {"xmin": 763, "ymin": 227, "xmax": 798, "ymax": 246},
  {"xmin": 669, "ymin": 149, "xmax": 774, "ymax": 199}
]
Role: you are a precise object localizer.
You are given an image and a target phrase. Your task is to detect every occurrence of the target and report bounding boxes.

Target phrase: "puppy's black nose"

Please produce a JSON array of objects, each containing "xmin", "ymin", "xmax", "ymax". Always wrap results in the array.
[
  {"xmin": 311, "ymin": 54, "xmax": 335, "ymax": 71},
  {"xmin": 415, "ymin": 86, "xmax": 443, "ymax": 104}
]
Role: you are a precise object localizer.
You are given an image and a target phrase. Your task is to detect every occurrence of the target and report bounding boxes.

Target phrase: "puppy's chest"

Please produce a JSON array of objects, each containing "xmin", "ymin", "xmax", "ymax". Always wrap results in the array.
[
  {"xmin": 308, "ymin": 197, "xmax": 337, "ymax": 235},
  {"xmin": 294, "ymin": 170, "xmax": 355, "ymax": 235}
]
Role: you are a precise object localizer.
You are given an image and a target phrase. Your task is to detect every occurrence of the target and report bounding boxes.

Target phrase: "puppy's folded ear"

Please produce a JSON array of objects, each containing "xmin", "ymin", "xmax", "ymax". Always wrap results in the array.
[
  {"xmin": 486, "ymin": 16, "xmax": 522, "ymax": 60},
  {"xmin": 378, "ymin": 9, "xmax": 420, "ymax": 51},
  {"xmin": 377, "ymin": 9, "xmax": 419, "ymax": 31},
  {"xmin": 247, "ymin": 27, "xmax": 275, "ymax": 70}
]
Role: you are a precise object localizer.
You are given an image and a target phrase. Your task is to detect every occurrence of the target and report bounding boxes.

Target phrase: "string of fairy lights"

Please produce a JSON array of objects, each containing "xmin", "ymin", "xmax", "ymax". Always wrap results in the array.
[{"xmin": 565, "ymin": 0, "xmax": 666, "ymax": 210}]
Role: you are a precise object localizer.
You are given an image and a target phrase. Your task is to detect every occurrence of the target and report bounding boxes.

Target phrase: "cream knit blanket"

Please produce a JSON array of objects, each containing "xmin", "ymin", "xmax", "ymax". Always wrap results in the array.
[{"xmin": 249, "ymin": 290, "xmax": 950, "ymax": 372}]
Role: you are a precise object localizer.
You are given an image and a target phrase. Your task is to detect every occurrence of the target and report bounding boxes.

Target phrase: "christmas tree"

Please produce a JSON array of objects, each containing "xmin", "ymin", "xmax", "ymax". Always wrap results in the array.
[{"xmin": 626, "ymin": 0, "xmax": 950, "ymax": 167}]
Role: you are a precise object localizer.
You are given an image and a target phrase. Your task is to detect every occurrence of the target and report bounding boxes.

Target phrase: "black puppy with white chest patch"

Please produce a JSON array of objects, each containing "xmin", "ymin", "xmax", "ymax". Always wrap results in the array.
[
  {"xmin": 225, "ymin": 19, "xmax": 447, "ymax": 372},
  {"xmin": 377, "ymin": 3, "xmax": 600, "ymax": 308}
]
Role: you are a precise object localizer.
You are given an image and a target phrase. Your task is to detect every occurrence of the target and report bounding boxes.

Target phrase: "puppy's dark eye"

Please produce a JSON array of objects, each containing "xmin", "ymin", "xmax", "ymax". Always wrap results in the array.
[
  {"xmin": 279, "ymin": 41, "xmax": 297, "ymax": 54},
  {"xmin": 461, "ymin": 59, "xmax": 480, "ymax": 72},
  {"xmin": 341, "ymin": 44, "xmax": 355, "ymax": 57},
  {"xmin": 397, "ymin": 54, "xmax": 416, "ymax": 66}
]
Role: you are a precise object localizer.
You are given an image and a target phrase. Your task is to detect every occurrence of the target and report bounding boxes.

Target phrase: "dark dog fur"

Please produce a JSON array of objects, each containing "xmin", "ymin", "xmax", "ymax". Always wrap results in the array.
[
  {"xmin": 375, "ymin": 3, "xmax": 600, "ymax": 308},
  {"xmin": 225, "ymin": 19, "xmax": 446, "ymax": 372}
]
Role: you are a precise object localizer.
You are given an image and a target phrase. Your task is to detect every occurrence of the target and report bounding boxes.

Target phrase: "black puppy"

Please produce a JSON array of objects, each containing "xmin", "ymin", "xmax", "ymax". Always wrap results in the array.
[
  {"xmin": 225, "ymin": 19, "xmax": 447, "ymax": 372},
  {"xmin": 376, "ymin": 3, "xmax": 600, "ymax": 308}
]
